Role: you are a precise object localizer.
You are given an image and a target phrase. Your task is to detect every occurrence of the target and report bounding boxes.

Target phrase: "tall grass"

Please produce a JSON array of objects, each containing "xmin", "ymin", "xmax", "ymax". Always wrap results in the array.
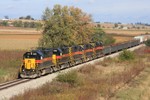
[{"xmin": 0, "ymin": 50, "xmax": 25, "ymax": 83}]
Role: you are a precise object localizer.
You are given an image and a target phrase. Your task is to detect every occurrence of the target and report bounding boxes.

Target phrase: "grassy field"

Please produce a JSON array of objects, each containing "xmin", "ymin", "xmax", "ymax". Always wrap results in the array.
[
  {"xmin": 0, "ymin": 50, "xmax": 25, "ymax": 83},
  {"xmin": 10, "ymin": 47, "xmax": 150, "ymax": 100}
]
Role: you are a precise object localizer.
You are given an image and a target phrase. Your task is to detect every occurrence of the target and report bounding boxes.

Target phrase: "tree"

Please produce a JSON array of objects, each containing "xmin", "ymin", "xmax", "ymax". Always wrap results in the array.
[
  {"xmin": 26, "ymin": 15, "xmax": 31, "ymax": 20},
  {"xmin": 92, "ymin": 28, "xmax": 105, "ymax": 42},
  {"xmin": 97, "ymin": 24, "xmax": 101, "ymax": 28},
  {"xmin": 145, "ymin": 39, "xmax": 150, "ymax": 46},
  {"xmin": 19, "ymin": 15, "xmax": 34, "ymax": 20},
  {"xmin": 39, "ymin": 5, "xmax": 94, "ymax": 48},
  {"xmin": 92, "ymin": 28, "xmax": 115, "ymax": 45},
  {"xmin": 4, "ymin": 16, "xmax": 9, "ymax": 19},
  {"xmin": 35, "ymin": 22, "xmax": 43, "ymax": 31},
  {"xmin": 23, "ymin": 22, "xmax": 30, "ymax": 28},
  {"xmin": 12, "ymin": 21, "xmax": 23, "ymax": 27},
  {"xmin": 42, "ymin": 7, "xmax": 52, "ymax": 21},
  {"xmin": 114, "ymin": 23, "xmax": 118, "ymax": 28},
  {"xmin": 0, "ymin": 21, "xmax": 9, "ymax": 26},
  {"xmin": 19, "ymin": 16, "xmax": 24, "ymax": 19}
]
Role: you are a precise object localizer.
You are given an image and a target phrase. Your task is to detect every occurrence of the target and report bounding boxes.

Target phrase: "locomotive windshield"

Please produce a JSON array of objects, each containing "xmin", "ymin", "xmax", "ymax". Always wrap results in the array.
[
  {"xmin": 53, "ymin": 48, "xmax": 62, "ymax": 56},
  {"xmin": 23, "ymin": 52, "xmax": 41, "ymax": 60}
]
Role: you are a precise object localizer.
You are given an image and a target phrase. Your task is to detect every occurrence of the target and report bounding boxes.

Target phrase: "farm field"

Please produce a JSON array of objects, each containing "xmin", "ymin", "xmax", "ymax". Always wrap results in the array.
[
  {"xmin": 0, "ymin": 26, "xmax": 41, "ymax": 34},
  {"xmin": 112, "ymin": 36, "xmax": 132, "ymax": 43},
  {"xmin": 0, "ymin": 27, "xmax": 41, "ymax": 50},
  {"xmin": 104, "ymin": 29, "xmax": 150, "ymax": 36},
  {"xmin": 1, "ymin": 27, "xmax": 148, "ymax": 50},
  {"xmin": 0, "ymin": 36, "xmax": 39, "ymax": 50}
]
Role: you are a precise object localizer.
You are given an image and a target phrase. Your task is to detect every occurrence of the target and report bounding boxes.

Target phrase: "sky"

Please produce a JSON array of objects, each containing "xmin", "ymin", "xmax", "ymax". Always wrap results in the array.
[{"xmin": 0, "ymin": 0, "xmax": 150, "ymax": 23}]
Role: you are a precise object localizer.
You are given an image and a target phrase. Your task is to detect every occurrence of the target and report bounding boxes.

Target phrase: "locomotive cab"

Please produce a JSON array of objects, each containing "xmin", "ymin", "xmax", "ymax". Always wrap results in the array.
[
  {"xmin": 19, "ymin": 50, "xmax": 44, "ymax": 78},
  {"xmin": 95, "ymin": 41, "xmax": 103, "ymax": 47},
  {"xmin": 23, "ymin": 51, "xmax": 43, "ymax": 70},
  {"xmin": 52, "ymin": 48, "xmax": 62, "ymax": 65},
  {"xmin": 53, "ymin": 48, "xmax": 62, "ymax": 56}
]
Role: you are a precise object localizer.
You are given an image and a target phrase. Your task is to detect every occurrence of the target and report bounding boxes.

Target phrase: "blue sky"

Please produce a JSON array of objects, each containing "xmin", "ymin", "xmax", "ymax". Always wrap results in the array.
[{"xmin": 0, "ymin": 0, "xmax": 150, "ymax": 23}]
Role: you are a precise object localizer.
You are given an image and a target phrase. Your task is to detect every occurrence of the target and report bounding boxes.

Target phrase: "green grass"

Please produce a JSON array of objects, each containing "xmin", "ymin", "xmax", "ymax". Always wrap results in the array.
[{"xmin": 0, "ymin": 69, "xmax": 7, "ymax": 76}]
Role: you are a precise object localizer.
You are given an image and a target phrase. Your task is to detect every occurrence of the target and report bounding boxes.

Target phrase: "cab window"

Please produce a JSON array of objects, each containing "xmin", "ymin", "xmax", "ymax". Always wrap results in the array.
[{"xmin": 23, "ymin": 52, "xmax": 40, "ymax": 60}]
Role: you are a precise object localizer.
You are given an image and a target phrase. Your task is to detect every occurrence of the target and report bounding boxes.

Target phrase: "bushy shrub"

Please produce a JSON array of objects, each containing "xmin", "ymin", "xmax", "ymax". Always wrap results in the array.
[
  {"xmin": 145, "ymin": 39, "xmax": 150, "ymax": 46},
  {"xmin": 119, "ymin": 50, "xmax": 135, "ymax": 61},
  {"xmin": 56, "ymin": 71, "xmax": 81, "ymax": 86},
  {"xmin": 104, "ymin": 35, "xmax": 116, "ymax": 45},
  {"xmin": 0, "ymin": 21, "xmax": 9, "ymax": 26}
]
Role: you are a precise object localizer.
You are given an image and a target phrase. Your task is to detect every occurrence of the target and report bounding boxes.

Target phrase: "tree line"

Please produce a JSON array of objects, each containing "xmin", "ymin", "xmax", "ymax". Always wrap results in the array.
[{"xmin": 0, "ymin": 20, "xmax": 42, "ymax": 28}]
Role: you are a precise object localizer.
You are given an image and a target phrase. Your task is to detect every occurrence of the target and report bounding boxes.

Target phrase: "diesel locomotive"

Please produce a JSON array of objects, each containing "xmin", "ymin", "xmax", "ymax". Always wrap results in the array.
[{"xmin": 19, "ymin": 42, "xmax": 103, "ymax": 78}]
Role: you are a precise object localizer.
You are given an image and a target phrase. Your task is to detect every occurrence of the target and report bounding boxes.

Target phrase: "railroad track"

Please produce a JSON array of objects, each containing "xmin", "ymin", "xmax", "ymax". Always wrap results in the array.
[{"xmin": 0, "ymin": 79, "xmax": 31, "ymax": 91}]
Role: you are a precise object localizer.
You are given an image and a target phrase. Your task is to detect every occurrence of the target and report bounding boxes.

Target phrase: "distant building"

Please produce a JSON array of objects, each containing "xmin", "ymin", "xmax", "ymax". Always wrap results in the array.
[
  {"xmin": 122, "ymin": 27, "xmax": 128, "ymax": 30},
  {"xmin": 2, "ymin": 18, "xmax": 9, "ymax": 21}
]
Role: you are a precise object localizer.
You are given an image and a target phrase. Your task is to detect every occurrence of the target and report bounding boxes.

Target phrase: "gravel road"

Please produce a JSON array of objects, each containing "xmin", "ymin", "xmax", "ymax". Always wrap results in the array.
[{"xmin": 0, "ymin": 44, "xmax": 144, "ymax": 100}]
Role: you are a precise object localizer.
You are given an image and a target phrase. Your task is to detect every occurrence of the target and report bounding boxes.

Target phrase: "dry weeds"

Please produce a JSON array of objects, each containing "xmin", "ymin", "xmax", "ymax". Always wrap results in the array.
[{"xmin": 0, "ymin": 50, "xmax": 25, "ymax": 83}]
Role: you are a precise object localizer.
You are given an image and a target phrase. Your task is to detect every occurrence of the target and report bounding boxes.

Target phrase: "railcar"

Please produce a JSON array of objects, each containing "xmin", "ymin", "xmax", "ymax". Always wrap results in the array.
[{"xmin": 102, "ymin": 39, "xmax": 140, "ymax": 55}]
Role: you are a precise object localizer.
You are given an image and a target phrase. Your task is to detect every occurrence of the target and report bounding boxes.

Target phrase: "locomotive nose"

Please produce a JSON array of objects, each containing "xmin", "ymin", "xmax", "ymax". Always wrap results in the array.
[{"xmin": 25, "ymin": 59, "xmax": 36, "ymax": 69}]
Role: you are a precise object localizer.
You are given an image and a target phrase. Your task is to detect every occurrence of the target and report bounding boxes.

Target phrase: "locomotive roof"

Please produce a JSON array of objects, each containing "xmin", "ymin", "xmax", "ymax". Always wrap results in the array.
[{"xmin": 30, "ymin": 49, "xmax": 53, "ymax": 57}]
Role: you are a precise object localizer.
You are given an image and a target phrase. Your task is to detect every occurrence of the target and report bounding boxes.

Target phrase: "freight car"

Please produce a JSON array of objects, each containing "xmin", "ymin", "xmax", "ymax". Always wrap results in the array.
[{"xmin": 19, "ymin": 39, "xmax": 140, "ymax": 79}]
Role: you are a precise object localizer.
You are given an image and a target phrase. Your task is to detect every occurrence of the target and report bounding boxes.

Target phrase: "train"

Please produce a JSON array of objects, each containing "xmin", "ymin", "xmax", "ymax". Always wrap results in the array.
[{"xmin": 19, "ymin": 37, "xmax": 143, "ymax": 79}]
